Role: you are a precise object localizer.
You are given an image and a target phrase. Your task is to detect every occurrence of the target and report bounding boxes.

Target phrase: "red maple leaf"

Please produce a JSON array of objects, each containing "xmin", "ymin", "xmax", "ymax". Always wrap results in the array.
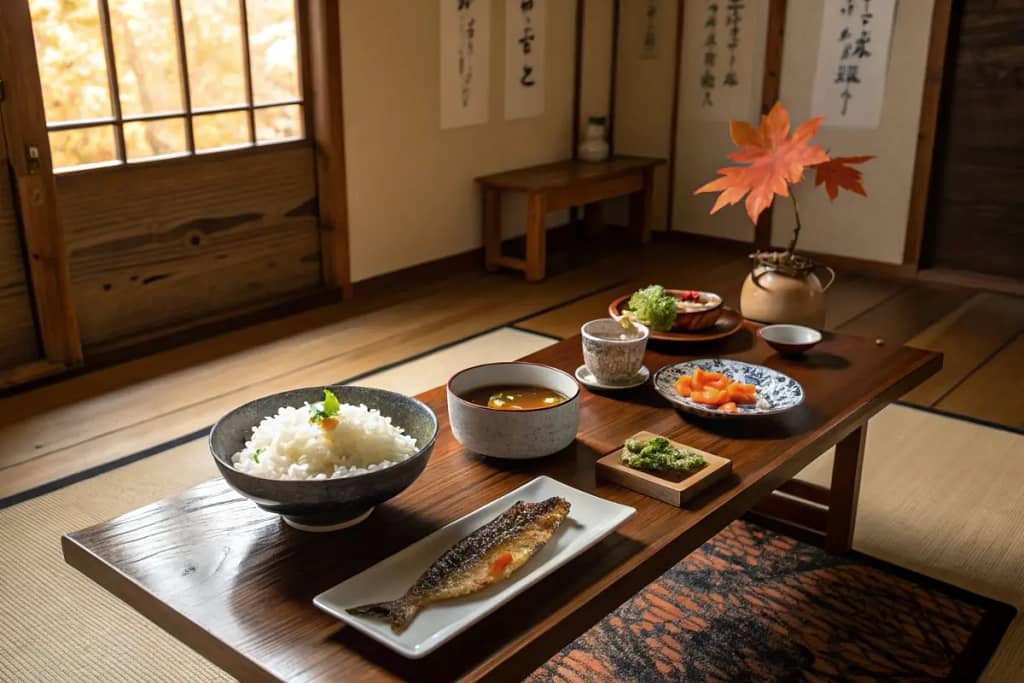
[
  {"xmin": 813, "ymin": 155, "xmax": 875, "ymax": 200},
  {"xmin": 694, "ymin": 102, "xmax": 830, "ymax": 224}
]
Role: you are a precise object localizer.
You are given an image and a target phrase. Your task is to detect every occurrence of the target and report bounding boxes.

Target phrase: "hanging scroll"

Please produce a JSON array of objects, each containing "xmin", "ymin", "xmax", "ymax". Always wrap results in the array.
[
  {"xmin": 504, "ymin": 0, "xmax": 546, "ymax": 120},
  {"xmin": 810, "ymin": 0, "xmax": 897, "ymax": 129},
  {"xmin": 640, "ymin": 0, "xmax": 661, "ymax": 60},
  {"xmin": 679, "ymin": 0, "xmax": 766, "ymax": 121},
  {"xmin": 440, "ymin": 0, "xmax": 491, "ymax": 129}
]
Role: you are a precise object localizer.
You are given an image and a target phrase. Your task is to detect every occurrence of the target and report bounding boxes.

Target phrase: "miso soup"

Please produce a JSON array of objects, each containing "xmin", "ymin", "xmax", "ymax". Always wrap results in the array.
[{"xmin": 463, "ymin": 385, "xmax": 567, "ymax": 411}]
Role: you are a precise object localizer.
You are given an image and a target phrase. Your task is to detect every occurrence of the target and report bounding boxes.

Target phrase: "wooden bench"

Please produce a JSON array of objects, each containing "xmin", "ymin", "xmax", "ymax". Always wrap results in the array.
[{"xmin": 475, "ymin": 156, "xmax": 665, "ymax": 281}]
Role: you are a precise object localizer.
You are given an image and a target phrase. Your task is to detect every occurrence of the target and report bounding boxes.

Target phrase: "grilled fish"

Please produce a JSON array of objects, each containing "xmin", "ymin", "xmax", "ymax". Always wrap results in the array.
[{"xmin": 348, "ymin": 496, "xmax": 571, "ymax": 634}]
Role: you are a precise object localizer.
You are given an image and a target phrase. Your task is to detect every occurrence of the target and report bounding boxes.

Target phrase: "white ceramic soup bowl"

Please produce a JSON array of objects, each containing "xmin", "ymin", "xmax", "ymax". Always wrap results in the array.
[{"xmin": 446, "ymin": 362, "xmax": 581, "ymax": 460}]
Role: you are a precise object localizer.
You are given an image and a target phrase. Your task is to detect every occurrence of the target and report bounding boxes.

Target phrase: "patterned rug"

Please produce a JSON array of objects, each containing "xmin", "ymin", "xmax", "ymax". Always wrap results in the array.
[{"xmin": 529, "ymin": 520, "xmax": 1015, "ymax": 683}]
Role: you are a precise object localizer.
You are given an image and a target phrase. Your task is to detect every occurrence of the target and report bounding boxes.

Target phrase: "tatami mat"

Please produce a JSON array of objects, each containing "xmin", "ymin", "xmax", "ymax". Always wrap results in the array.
[
  {"xmin": 1, "ymin": 327, "xmax": 1022, "ymax": 681},
  {"xmin": 0, "ymin": 328, "xmax": 553, "ymax": 682}
]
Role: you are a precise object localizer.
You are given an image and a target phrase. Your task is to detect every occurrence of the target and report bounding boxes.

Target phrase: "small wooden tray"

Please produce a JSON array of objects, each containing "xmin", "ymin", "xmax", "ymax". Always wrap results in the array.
[{"xmin": 596, "ymin": 431, "xmax": 731, "ymax": 506}]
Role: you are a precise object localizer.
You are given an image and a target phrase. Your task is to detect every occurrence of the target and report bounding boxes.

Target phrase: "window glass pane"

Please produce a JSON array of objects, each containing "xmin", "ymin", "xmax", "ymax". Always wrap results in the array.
[
  {"xmin": 193, "ymin": 111, "xmax": 249, "ymax": 151},
  {"xmin": 254, "ymin": 105, "xmax": 303, "ymax": 143},
  {"xmin": 124, "ymin": 118, "xmax": 188, "ymax": 160},
  {"xmin": 247, "ymin": 0, "xmax": 301, "ymax": 103},
  {"xmin": 29, "ymin": 0, "xmax": 113, "ymax": 123},
  {"xmin": 49, "ymin": 127, "xmax": 118, "ymax": 171},
  {"xmin": 181, "ymin": 0, "xmax": 246, "ymax": 108},
  {"xmin": 109, "ymin": 0, "xmax": 184, "ymax": 116}
]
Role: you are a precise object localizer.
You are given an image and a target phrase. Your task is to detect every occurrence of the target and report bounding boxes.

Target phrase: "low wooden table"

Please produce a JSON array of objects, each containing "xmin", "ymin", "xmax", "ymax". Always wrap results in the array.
[
  {"xmin": 475, "ymin": 156, "xmax": 664, "ymax": 281},
  {"xmin": 63, "ymin": 328, "xmax": 940, "ymax": 682}
]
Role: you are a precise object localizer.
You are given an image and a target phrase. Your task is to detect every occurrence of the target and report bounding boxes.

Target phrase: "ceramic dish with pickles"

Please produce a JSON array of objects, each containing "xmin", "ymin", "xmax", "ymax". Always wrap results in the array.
[{"xmin": 653, "ymin": 359, "xmax": 804, "ymax": 419}]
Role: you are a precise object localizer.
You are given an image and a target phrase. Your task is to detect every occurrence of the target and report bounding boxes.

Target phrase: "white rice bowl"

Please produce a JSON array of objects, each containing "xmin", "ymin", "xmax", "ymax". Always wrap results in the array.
[{"xmin": 230, "ymin": 402, "xmax": 419, "ymax": 480}]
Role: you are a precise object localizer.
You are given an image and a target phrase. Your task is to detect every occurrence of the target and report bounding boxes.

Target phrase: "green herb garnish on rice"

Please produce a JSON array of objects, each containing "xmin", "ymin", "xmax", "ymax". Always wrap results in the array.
[{"xmin": 309, "ymin": 389, "xmax": 341, "ymax": 425}]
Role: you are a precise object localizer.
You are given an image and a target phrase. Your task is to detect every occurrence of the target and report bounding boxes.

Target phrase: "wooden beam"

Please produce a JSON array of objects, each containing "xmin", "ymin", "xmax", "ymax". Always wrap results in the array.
[
  {"xmin": 778, "ymin": 479, "xmax": 830, "ymax": 507},
  {"xmin": 96, "ymin": 0, "xmax": 126, "ymax": 160},
  {"xmin": 607, "ymin": 0, "xmax": 620, "ymax": 156},
  {"xmin": 569, "ymin": 0, "xmax": 585, "ymax": 228},
  {"xmin": 238, "ymin": 0, "xmax": 257, "ymax": 144},
  {"xmin": 0, "ymin": 360, "xmax": 67, "ymax": 391},
  {"xmin": 171, "ymin": 0, "xmax": 195, "ymax": 153},
  {"xmin": 753, "ymin": 0, "xmax": 787, "ymax": 249},
  {"xmin": 571, "ymin": 0, "xmax": 584, "ymax": 160},
  {"xmin": 666, "ymin": 0, "xmax": 685, "ymax": 231},
  {"xmin": 902, "ymin": 0, "xmax": 953, "ymax": 268},
  {"xmin": 0, "ymin": 1, "xmax": 83, "ymax": 366},
  {"xmin": 751, "ymin": 492, "xmax": 828, "ymax": 535},
  {"xmin": 301, "ymin": 0, "xmax": 352, "ymax": 297}
]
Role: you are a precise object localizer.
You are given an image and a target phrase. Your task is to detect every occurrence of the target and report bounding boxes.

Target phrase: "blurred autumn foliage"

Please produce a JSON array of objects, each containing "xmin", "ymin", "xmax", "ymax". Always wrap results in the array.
[{"xmin": 29, "ymin": 0, "xmax": 303, "ymax": 170}]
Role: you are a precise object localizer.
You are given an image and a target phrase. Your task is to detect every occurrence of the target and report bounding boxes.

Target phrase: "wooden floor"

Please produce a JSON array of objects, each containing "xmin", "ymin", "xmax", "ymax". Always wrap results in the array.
[
  {"xmin": 0, "ymin": 233, "xmax": 1021, "ymax": 503},
  {"xmin": 1, "ymin": 232, "xmax": 1022, "ymax": 681}
]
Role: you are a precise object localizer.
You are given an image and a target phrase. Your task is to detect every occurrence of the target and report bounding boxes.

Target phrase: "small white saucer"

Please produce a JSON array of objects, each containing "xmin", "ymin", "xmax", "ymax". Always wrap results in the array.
[{"xmin": 575, "ymin": 364, "xmax": 650, "ymax": 391}]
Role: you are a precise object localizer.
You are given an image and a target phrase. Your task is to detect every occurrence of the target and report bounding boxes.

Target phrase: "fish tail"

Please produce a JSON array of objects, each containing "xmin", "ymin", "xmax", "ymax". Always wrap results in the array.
[{"xmin": 347, "ymin": 596, "xmax": 421, "ymax": 634}]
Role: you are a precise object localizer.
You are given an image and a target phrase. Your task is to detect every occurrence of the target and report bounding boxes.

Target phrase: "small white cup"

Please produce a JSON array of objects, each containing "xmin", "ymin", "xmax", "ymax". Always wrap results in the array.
[{"xmin": 581, "ymin": 318, "xmax": 649, "ymax": 384}]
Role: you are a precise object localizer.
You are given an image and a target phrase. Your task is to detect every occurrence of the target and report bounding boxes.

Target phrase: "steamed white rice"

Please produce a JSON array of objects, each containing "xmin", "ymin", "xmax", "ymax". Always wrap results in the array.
[{"xmin": 230, "ymin": 402, "xmax": 419, "ymax": 480}]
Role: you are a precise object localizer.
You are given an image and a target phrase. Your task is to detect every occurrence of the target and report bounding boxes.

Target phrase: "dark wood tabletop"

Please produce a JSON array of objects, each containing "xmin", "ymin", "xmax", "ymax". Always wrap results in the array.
[
  {"xmin": 474, "ymin": 156, "xmax": 664, "ymax": 192},
  {"xmin": 62, "ymin": 328, "xmax": 940, "ymax": 682}
]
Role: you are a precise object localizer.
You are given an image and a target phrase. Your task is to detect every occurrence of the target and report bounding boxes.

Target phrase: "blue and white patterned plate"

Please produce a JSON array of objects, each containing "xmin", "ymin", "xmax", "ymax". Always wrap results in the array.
[{"xmin": 653, "ymin": 359, "xmax": 804, "ymax": 419}]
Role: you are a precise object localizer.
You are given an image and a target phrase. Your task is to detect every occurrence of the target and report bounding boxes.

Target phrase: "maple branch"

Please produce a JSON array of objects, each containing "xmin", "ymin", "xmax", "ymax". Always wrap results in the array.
[{"xmin": 786, "ymin": 184, "xmax": 803, "ymax": 255}]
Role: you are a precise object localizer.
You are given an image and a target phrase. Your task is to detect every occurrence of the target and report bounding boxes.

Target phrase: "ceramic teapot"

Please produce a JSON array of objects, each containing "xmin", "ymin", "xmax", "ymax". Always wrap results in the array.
[{"xmin": 740, "ymin": 251, "xmax": 835, "ymax": 329}]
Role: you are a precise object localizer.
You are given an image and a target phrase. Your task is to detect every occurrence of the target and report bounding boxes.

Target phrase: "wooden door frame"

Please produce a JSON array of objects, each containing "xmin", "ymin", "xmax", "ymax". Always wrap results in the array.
[
  {"xmin": 902, "ymin": 0, "xmax": 954, "ymax": 268},
  {"xmin": 0, "ymin": 1, "xmax": 83, "ymax": 378},
  {"xmin": 298, "ymin": 0, "xmax": 352, "ymax": 298}
]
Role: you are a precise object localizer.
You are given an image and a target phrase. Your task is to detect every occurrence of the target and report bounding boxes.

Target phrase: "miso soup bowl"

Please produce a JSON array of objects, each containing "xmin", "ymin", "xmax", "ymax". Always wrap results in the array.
[{"xmin": 446, "ymin": 362, "xmax": 581, "ymax": 460}]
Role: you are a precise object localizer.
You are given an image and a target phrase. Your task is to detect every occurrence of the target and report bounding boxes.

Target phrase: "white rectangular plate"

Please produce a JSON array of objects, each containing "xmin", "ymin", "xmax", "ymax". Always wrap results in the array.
[{"xmin": 313, "ymin": 475, "xmax": 636, "ymax": 658}]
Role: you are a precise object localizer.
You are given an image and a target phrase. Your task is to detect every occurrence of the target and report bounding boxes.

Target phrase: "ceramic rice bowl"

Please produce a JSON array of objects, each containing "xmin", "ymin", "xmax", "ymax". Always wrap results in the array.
[
  {"xmin": 210, "ymin": 385, "xmax": 438, "ymax": 531},
  {"xmin": 447, "ymin": 362, "xmax": 581, "ymax": 459}
]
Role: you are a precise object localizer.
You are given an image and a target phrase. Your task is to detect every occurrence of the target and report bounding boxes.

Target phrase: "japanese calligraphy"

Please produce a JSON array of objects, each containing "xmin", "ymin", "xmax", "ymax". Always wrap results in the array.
[
  {"xmin": 505, "ymin": 0, "xmax": 546, "ymax": 119},
  {"xmin": 701, "ymin": 2, "xmax": 718, "ymax": 107},
  {"xmin": 441, "ymin": 0, "xmax": 490, "ymax": 129},
  {"xmin": 723, "ymin": 1, "xmax": 744, "ymax": 87},
  {"xmin": 834, "ymin": 0, "xmax": 874, "ymax": 114},
  {"xmin": 698, "ymin": 0, "xmax": 746, "ymax": 109},
  {"xmin": 681, "ymin": 0, "xmax": 765, "ymax": 121},
  {"xmin": 811, "ymin": 0, "xmax": 895, "ymax": 129},
  {"xmin": 640, "ymin": 0, "xmax": 659, "ymax": 60},
  {"xmin": 458, "ymin": 1, "xmax": 476, "ymax": 107}
]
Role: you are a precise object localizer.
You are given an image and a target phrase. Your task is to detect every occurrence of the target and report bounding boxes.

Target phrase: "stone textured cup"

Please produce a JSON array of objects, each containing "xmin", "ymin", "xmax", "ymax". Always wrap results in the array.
[{"xmin": 581, "ymin": 318, "xmax": 650, "ymax": 384}]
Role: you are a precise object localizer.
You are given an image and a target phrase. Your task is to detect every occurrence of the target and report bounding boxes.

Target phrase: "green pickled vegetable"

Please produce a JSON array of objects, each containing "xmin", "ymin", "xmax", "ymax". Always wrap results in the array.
[
  {"xmin": 622, "ymin": 436, "xmax": 706, "ymax": 474},
  {"xmin": 627, "ymin": 285, "xmax": 678, "ymax": 331}
]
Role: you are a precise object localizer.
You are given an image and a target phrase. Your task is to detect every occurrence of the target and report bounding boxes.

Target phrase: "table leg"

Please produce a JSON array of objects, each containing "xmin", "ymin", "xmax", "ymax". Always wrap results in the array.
[
  {"xmin": 628, "ymin": 168, "xmax": 654, "ymax": 244},
  {"xmin": 525, "ymin": 192, "xmax": 547, "ymax": 282},
  {"xmin": 583, "ymin": 202, "xmax": 604, "ymax": 237},
  {"xmin": 825, "ymin": 424, "xmax": 867, "ymax": 554},
  {"xmin": 483, "ymin": 188, "xmax": 502, "ymax": 272}
]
